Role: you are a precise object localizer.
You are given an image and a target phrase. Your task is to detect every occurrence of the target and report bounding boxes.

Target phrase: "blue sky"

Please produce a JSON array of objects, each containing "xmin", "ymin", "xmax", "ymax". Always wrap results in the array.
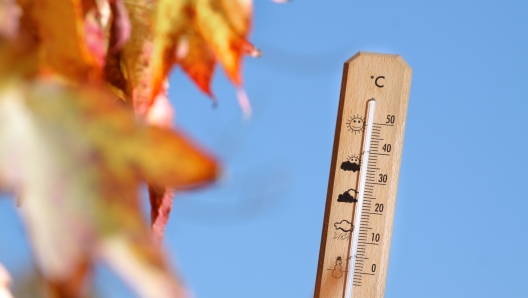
[{"xmin": 1, "ymin": 0, "xmax": 528, "ymax": 297}]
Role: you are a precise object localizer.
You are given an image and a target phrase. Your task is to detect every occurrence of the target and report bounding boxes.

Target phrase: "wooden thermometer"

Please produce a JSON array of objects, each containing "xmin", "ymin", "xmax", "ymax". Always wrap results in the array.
[{"xmin": 314, "ymin": 52, "xmax": 412, "ymax": 298}]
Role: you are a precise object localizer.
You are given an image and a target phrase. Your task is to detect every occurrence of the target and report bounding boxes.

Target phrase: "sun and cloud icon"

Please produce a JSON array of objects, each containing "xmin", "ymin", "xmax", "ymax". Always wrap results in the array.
[{"xmin": 340, "ymin": 155, "xmax": 360, "ymax": 172}]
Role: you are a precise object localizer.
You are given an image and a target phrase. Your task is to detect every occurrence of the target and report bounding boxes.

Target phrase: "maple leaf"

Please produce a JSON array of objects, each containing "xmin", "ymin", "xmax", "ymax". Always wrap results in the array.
[
  {"xmin": 0, "ymin": 1, "xmax": 39, "ymax": 80},
  {"xmin": 177, "ymin": 30, "xmax": 216, "ymax": 97},
  {"xmin": 118, "ymin": 0, "xmax": 155, "ymax": 115},
  {"xmin": 117, "ymin": 0, "xmax": 260, "ymax": 116},
  {"xmin": 21, "ymin": 0, "xmax": 105, "ymax": 82},
  {"xmin": 150, "ymin": 0, "xmax": 257, "ymax": 102},
  {"xmin": 116, "ymin": 1, "xmax": 179, "ymax": 242},
  {"xmin": 0, "ymin": 80, "xmax": 218, "ymax": 297},
  {"xmin": 0, "ymin": 0, "xmax": 271, "ymax": 295}
]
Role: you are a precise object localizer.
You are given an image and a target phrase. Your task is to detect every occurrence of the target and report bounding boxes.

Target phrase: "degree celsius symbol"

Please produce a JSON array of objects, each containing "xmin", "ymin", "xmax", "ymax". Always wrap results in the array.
[{"xmin": 371, "ymin": 76, "xmax": 385, "ymax": 88}]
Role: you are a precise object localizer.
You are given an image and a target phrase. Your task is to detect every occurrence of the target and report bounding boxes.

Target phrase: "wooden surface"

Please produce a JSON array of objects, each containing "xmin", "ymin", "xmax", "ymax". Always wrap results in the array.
[{"xmin": 314, "ymin": 52, "xmax": 412, "ymax": 298}]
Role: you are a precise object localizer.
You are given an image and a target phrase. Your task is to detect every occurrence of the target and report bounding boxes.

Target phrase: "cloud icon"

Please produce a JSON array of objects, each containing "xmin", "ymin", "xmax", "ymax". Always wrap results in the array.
[
  {"xmin": 340, "ymin": 161, "xmax": 360, "ymax": 172},
  {"xmin": 337, "ymin": 189, "xmax": 358, "ymax": 203},
  {"xmin": 334, "ymin": 220, "xmax": 353, "ymax": 232}
]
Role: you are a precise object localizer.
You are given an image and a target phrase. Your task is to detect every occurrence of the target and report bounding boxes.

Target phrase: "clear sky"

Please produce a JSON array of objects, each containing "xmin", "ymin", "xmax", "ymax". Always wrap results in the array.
[{"xmin": 1, "ymin": 0, "xmax": 528, "ymax": 297}]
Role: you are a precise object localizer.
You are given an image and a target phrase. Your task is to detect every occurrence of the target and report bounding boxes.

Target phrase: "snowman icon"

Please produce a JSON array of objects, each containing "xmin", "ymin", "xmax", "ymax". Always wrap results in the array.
[{"xmin": 331, "ymin": 256, "xmax": 345, "ymax": 278}]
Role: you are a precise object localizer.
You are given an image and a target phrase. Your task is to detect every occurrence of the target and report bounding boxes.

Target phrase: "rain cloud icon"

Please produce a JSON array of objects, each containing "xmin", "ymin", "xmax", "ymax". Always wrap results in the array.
[{"xmin": 334, "ymin": 220, "xmax": 353, "ymax": 232}]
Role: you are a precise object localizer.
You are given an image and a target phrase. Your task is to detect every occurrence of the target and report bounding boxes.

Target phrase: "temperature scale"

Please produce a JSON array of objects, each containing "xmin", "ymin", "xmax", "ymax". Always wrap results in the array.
[{"xmin": 314, "ymin": 52, "xmax": 412, "ymax": 298}]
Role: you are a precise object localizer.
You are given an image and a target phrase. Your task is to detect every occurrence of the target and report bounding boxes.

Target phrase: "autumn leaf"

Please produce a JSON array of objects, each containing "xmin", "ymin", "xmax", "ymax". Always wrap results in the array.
[
  {"xmin": 117, "ymin": 0, "xmax": 259, "ymax": 245},
  {"xmin": 0, "ymin": 80, "xmax": 218, "ymax": 296},
  {"xmin": 0, "ymin": 1, "xmax": 39, "ymax": 80},
  {"xmin": 117, "ymin": 1, "xmax": 179, "ymax": 242},
  {"xmin": 21, "ymin": 0, "xmax": 104, "ymax": 82},
  {"xmin": 150, "ymin": 0, "xmax": 257, "ymax": 101},
  {"xmin": 119, "ymin": 0, "xmax": 155, "ymax": 115},
  {"xmin": 177, "ymin": 30, "xmax": 216, "ymax": 97},
  {"xmin": 0, "ymin": 0, "xmax": 272, "ymax": 295}
]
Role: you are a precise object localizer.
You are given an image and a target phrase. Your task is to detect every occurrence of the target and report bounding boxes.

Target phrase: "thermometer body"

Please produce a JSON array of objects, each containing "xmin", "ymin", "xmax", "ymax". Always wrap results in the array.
[{"xmin": 314, "ymin": 52, "xmax": 412, "ymax": 298}]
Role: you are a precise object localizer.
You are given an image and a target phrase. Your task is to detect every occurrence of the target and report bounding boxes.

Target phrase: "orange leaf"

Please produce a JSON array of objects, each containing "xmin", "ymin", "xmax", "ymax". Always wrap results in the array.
[
  {"xmin": 26, "ymin": 0, "xmax": 104, "ymax": 82},
  {"xmin": 192, "ymin": 0, "xmax": 252, "ymax": 85},
  {"xmin": 178, "ymin": 31, "xmax": 216, "ymax": 97},
  {"xmin": 150, "ymin": 0, "xmax": 255, "ymax": 101},
  {"xmin": 0, "ymin": 1, "xmax": 39, "ymax": 80},
  {"xmin": 149, "ymin": 0, "xmax": 186, "ymax": 98}
]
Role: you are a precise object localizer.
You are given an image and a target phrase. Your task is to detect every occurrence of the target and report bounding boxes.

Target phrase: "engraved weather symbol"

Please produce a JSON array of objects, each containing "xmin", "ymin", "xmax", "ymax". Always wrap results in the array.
[
  {"xmin": 340, "ymin": 155, "xmax": 361, "ymax": 172},
  {"xmin": 347, "ymin": 115, "xmax": 364, "ymax": 134},
  {"xmin": 327, "ymin": 256, "xmax": 348, "ymax": 278},
  {"xmin": 334, "ymin": 220, "xmax": 353, "ymax": 232},
  {"xmin": 337, "ymin": 189, "xmax": 358, "ymax": 203}
]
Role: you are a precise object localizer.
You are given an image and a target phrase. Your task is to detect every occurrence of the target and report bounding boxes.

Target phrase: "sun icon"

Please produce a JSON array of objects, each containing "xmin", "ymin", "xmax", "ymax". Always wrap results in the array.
[
  {"xmin": 347, "ymin": 155, "xmax": 360, "ymax": 164},
  {"xmin": 346, "ymin": 115, "xmax": 364, "ymax": 134}
]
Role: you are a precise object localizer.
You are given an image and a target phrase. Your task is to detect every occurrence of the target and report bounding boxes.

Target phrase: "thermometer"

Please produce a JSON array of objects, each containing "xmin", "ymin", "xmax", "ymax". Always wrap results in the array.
[{"xmin": 314, "ymin": 52, "xmax": 412, "ymax": 298}]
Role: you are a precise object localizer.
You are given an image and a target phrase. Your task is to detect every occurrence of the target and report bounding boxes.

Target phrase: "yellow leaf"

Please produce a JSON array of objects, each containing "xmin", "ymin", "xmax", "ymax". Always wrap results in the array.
[
  {"xmin": 120, "ymin": 0, "xmax": 155, "ymax": 115},
  {"xmin": 0, "ymin": 80, "xmax": 218, "ymax": 297}
]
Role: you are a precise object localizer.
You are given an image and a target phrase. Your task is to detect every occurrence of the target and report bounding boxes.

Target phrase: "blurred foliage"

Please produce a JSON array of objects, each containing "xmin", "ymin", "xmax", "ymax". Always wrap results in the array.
[{"xmin": 0, "ymin": 0, "xmax": 263, "ymax": 296}]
